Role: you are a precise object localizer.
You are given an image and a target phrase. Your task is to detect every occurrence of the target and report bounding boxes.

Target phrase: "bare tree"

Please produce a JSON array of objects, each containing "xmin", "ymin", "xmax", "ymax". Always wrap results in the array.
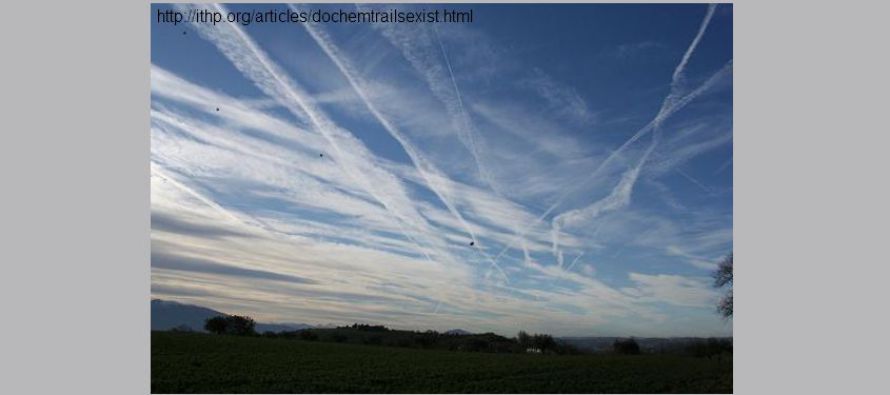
[{"xmin": 713, "ymin": 252, "xmax": 733, "ymax": 317}]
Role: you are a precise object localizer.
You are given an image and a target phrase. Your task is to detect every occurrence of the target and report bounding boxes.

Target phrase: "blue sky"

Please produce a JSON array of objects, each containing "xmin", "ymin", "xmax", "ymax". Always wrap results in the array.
[{"xmin": 150, "ymin": 3, "xmax": 732, "ymax": 337}]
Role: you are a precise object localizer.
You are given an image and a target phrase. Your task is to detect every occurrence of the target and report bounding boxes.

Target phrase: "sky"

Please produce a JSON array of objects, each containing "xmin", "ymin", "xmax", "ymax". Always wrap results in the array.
[{"xmin": 150, "ymin": 3, "xmax": 733, "ymax": 337}]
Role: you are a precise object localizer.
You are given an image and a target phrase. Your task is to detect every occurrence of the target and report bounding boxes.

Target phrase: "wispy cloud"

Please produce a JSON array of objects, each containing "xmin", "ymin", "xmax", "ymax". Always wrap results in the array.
[
  {"xmin": 518, "ymin": 68, "xmax": 597, "ymax": 125},
  {"xmin": 624, "ymin": 273, "xmax": 719, "ymax": 308}
]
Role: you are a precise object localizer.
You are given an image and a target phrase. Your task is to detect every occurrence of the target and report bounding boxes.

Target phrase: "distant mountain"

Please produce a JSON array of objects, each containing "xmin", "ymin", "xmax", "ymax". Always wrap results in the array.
[
  {"xmin": 151, "ymin": 299, "xmax": 311, "ymax": 333},
  {"xmin": 151, "ymin": 299, "xmax": 224, "ymax": 332},
  {"xmin": 444, "ymin": 329, "xmax": 472, "ymax": 335}
]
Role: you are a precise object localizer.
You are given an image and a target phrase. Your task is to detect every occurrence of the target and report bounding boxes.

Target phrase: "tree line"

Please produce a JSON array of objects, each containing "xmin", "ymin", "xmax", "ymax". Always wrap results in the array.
[
  {"xmin": 191, "ymin": 314, "xmax": 729, "ymax": 358},
  {"xmin": 197, "ymin": 316, "xmax": 580, "ymax": 355}
]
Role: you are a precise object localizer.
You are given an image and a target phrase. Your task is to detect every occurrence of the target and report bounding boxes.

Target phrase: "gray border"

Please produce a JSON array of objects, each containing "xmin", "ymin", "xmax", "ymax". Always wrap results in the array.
[
  {"xmin": 3, "ymin": 0, "xmax": 150, "ymax": 394},
  {"xmin": 6, "ymin": 0, "xmax": 889, "ymax": 394}
]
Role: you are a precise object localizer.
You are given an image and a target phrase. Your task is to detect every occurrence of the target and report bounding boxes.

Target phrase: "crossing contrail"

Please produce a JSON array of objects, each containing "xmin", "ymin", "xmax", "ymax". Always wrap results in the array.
[
  {"xmin": 297, "ymin": 10, "xmax": 510, "ymax": 281},
  {"xmin": 177, "ymin": 3, "xmax": 452, "ymax": 268},
  {"xmin": 494, "ymin": 4, "xmax": 726, "ymax": 266}
]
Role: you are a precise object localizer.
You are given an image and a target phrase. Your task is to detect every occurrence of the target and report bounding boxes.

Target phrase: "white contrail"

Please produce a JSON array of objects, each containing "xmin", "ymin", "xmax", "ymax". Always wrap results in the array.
[
  {"xmin": 183, "ymin": 3, "xmax": 501, "ymax": 326},
  {"xmin": 177, "ymin": 3, "xmax": 447, "ymax": 266},
  {"xmin": 494, "ymin": 63, "xmax": 730, "ymax": 264},
  {"xmin": 565, "ymin": 252, "xmax": 585, "ymax": 272},
  {"xmin": 548, "ymin": 34, "xmax": 725, "ymax": 256},
  {"xmin": 432, "ymin": 24, "xmax": 530, "ymax": 271},
  {"xmin": 152, "ymin": 162, "xmax": 286, "ymax": 238},
  {"xmin": 714, "ymin": 157, "xmax": 732, "ymax": 175},
  {"xmin": 671, "ymin": 4, "xmax": 717, "ymax": 92},
  {"xmin": 151, "ymin": 162, "xmax": 244, "ymax": 226},
  {"xmin": 496, "ymin": 5, "xmax": 726, "ymax": 265},
  {"xmin": 154, "ymin": 149, "xmax": 438, "ymax": 261},
  {"xmin": 431, "ymin": 25, "xmax": 498, "ymax": 192},
  {"xmin": 551, "ymin": 132, "xmax": 658, "ymax": 256},
  {"xmin": 296, "ymin": 10, "xmax": 509, "ymax": 281},
  {"xmin": 150, "ymin": 96, "xmax": 441, "ymax": 261},
  {"xmin": 675, "ymin": 168, "xmax": 711, "ymax": 193},
  {"xmin": 359, "ymin": 3, "xmax": 496, "ymax": 193}
]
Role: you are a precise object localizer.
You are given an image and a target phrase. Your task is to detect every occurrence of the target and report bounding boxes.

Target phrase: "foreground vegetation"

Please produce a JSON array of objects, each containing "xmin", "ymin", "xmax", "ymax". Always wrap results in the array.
[{"xmin": 152, "ymin": 331, "xmax": 732, "ymax": 393}]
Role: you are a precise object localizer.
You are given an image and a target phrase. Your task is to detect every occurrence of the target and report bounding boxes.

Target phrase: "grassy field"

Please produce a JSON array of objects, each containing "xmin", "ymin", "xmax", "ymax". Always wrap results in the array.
[{"xmin": 152, "ymin": 331, "xmax": 732, "ymax": 393}]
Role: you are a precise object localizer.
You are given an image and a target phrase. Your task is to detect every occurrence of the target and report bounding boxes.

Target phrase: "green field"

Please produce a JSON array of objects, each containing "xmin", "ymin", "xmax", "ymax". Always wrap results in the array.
[{"xmin": 152, "ymin": 331, "xmax": 732, "ymax": 393}]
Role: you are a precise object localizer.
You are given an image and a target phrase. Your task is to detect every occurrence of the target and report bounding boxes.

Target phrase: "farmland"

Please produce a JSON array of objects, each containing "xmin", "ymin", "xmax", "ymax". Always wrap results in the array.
[{"xmin": 152, "ymin": 331, "xmax": 732, "ymax": 393}]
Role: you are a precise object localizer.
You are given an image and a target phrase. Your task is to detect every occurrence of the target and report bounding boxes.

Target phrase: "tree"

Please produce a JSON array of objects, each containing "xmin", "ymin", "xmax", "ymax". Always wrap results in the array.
[
  {"xmin": 613, "ymin": 338, "xmax": 641, "ymax": 355},
  {"xmin": 533, "ymin": 334, "xmax": 557, "ymax": 353},
  {"xmin": 227, "ymin": 315, "xmax": 256, "ymax": 336},
  {"xmin": 204, "ymin": 315, "xmax": 256, "ymax": 335},
  {"xmin": 713, "ymin": 252, "xmax": 733, "ymax": 318},
  {"xmin": 517, "ymin": 331, "xmax": 531, "ymax": 348},
  {"xmin": 204, "ymin": 316, "xmax": 228, "ymax": 334}
]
